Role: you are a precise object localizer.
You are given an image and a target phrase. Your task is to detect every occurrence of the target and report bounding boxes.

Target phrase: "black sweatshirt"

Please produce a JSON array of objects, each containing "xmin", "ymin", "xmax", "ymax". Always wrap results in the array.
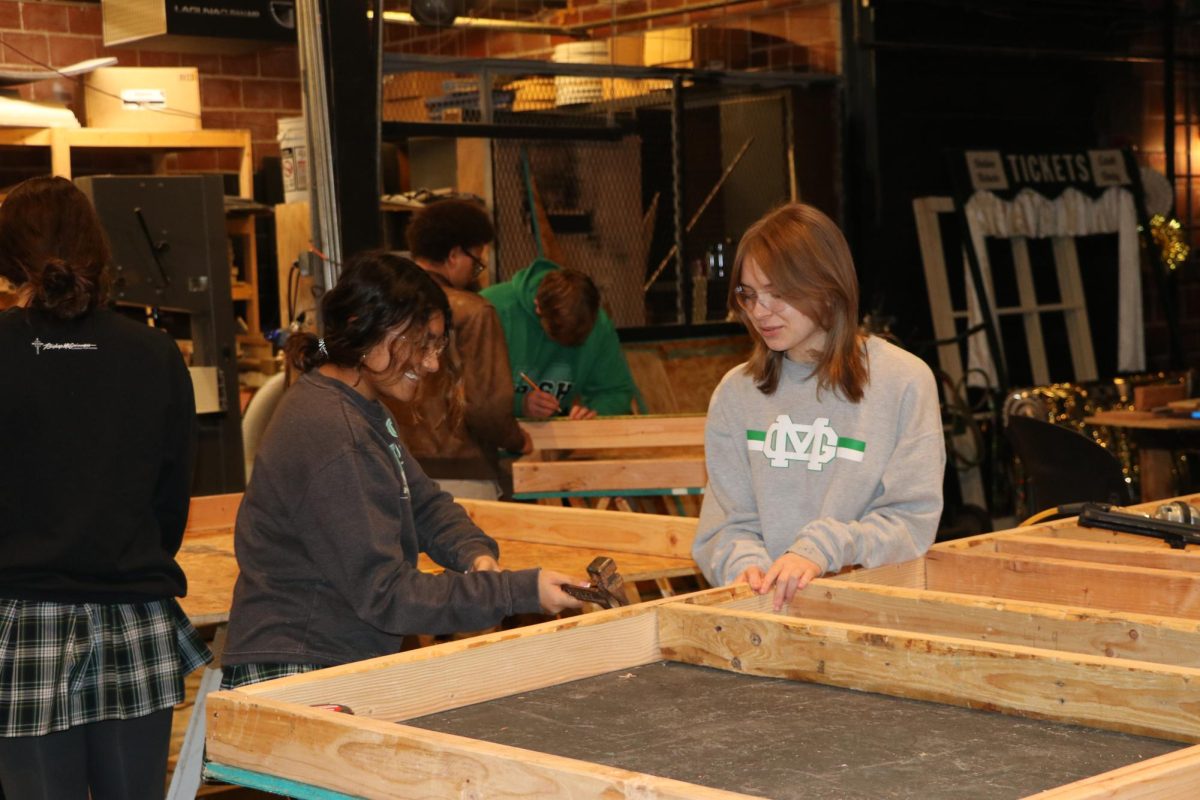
[{"xmin": 0, "ymin": 307, "xmax": 196, "ymax": 603}]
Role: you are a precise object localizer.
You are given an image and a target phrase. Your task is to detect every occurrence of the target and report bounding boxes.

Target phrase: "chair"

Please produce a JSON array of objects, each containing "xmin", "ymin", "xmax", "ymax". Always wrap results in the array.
[
  {"xmin": 1005, "ymin": 414, "xmax": 1133, "ymax": 517},
  {"xmin": 241, "ymin": 371, "xmax": 287, "ymax": 481}
]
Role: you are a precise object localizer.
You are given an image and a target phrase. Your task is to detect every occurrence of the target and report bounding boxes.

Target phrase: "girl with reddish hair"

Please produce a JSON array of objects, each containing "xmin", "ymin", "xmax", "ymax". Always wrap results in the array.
[{"xmin": 692, "ymin": 203, "xmax": 945, "ymax": 610}]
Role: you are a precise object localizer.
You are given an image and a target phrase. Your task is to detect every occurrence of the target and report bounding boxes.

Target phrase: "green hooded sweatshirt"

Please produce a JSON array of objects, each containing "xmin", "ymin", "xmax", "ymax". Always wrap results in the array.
[{"xmin": 481, "ymin": 258, "xmax": 642, "ymax": 416}]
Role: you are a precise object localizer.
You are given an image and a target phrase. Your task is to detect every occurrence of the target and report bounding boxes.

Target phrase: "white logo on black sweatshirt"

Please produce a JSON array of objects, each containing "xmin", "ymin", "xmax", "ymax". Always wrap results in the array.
[{"xmin": 31, "ymin": 337, "xmax": 97, "ymax": 355}]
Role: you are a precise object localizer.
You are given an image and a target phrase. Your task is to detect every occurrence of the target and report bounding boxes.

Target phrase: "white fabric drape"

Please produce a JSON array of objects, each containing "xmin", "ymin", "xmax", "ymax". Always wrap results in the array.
[{"xmin": 962, "ymin": 186, "xmax": 1143, "ymax": 384}]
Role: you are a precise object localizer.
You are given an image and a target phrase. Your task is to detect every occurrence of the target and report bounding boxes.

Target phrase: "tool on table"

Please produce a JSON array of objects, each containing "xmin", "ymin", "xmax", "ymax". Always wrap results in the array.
[
  {"xmin": 1077, "ymin": 502, "xmax": 1200, "ymax": 549},
  {"xmin": 562, "ymin": 556, "xmax": 630, "ymax": 609}
]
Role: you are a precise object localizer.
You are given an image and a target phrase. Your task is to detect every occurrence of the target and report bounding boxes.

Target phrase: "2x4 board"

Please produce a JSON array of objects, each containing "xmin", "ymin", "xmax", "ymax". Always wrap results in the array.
[{"xmin": 205, "ymin": 494, "xmax": 1200, "ymax": 798}]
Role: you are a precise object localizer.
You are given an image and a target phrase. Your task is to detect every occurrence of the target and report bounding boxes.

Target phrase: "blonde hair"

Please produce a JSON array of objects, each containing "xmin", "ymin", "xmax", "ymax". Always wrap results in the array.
[{"xmin": 729, "ymin": 203, "xmax": 867, "ymax": 401}]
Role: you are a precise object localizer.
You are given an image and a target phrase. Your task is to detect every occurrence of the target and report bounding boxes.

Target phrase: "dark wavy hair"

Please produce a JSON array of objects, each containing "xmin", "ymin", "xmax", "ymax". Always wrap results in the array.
[
  {"xmin": 405, "ymin": 198, "xmax": 495, "ymax": 264},
  {"xmin": 536, "ymin": 267, "xmax": 599, "ymax": 347},
  {"xmin": 0, "ymin": 175, "xmax": 111, "ymax": 320},
  {"xmin": 730, "ymin": 203, "xmax": 868, "ymax": 402},
  {"xmin": 286, "ymin": 251, "xmax": 460, "ymax": 412}
]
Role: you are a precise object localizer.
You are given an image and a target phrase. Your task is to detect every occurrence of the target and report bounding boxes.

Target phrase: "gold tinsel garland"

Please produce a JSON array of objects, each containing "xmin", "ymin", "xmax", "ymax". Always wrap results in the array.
[{"xmin": 1148, "ymin": 214, "xmax": 1190, "ymax": 270}]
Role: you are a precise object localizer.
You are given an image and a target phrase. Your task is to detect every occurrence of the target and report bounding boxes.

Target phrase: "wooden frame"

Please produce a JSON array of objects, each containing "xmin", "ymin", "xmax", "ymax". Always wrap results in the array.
[
  {"xmin": 514, "ymin": 414, "xmax": 707, "ymax": 500},
  {"xmin": 205, "ymin": 493, "xmax": 1200, "ymax": 798},
  {"xmin": 177, "ymin": 493, "xmax": 702, "ymax": 624}
]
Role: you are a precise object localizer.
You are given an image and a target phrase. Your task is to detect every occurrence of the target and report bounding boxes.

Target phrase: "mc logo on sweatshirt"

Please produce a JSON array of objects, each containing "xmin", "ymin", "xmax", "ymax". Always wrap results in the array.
[{"xmin": 746, "ymin": 415, "xmax": 866, "ymax": 471}]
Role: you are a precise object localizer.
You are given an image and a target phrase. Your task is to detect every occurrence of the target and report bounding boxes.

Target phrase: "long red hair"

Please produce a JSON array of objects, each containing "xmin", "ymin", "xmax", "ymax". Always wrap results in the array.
[{"xmin": 729, "ymin": 203, "xmax": 868, "ymax": 401}]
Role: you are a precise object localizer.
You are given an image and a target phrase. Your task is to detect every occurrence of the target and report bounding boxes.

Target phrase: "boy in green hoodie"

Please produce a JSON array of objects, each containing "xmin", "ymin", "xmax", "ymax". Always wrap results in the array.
[{"xmin": 481, "ymin": 258, "xmax": 642, "ymax": 418}]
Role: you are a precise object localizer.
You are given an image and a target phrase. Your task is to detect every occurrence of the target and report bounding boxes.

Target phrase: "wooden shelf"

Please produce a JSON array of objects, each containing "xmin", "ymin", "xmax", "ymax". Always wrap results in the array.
[{"xmin": 0, "ymin": 126, "xmax": 254, "ymax": 198}]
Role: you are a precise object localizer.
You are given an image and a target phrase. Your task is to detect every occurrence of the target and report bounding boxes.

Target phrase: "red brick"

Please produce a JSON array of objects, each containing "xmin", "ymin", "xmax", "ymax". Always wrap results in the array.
[
  {"xmin": 579, "ymin": 4, "xmax": 617, "ymax": 23},
  {"xmin": 241, "ymin": 78, "xmax": 284, "ymax": 109},
  {"xmin": 138, "ymin": 50, "xmax": 182, "ymax": 67},
  {"xmin": 255, "ymin": 140, "xmax": 280, "ymax": 161},
  {"xmin": 67, "ymin": 4, "xmax": 102, "ymax": 36},
  {"xmin": 188, "ymin": 53, "xmax": 223, "ymax": 75},
  {"xmin": 48, "ymin": 34, "xmax": 98, "ymax": 67},
  {"xmin": 172, "ymin": 150, "xmax": 219, "ymax": 171},
  {"xmin": 646, "ymin": 12, "xmax": 686, "ymax": 28},
  {"xmin": 0, "ymin": 31, "xmax": 49, "ymax": 66},
  {"xmin": 200, "ymin": 76, "xmax": 241, "ymax": 108},
  {"xmin": 101, "ymin": 47, "xmax": 141, "ymax": 67},
  {"xmin": 258, "ymin": 45, "xmax": 298, "ymax": 79},
  {"xmin": 0, "ymin": 2, "xmax": 21, "ymax": 28},
  {"xmin": 216, "ymin": 148, "xmax": 247, "ymax": 171},
  {"xmin": 279, "ymin": 80, "xmax": 302, "ymax": 111},
  {"xmin": 201, "ymin": 109, "xmax": 240, "ymax": 130},
  {"xmin": 233, "ymin": 109, "xmax": 278, "ymax": 139},
  {"xmin": 220, "ymin": 52, "xmax": 259, "ymax": 77},
  {"xmin": 21, "ymin": 2, "xmax": 69, "ymax": 32}
]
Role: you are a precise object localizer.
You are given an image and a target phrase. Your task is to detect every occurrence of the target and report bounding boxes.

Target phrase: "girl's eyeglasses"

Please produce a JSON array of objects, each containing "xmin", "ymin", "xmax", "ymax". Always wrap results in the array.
[
  {"xmin": 399, "ymin": 333, "xmax": 449, "ymax": 359},
  {"xmin": 733, "ymin": 284, "xmax": 790, "ymax": 314}
]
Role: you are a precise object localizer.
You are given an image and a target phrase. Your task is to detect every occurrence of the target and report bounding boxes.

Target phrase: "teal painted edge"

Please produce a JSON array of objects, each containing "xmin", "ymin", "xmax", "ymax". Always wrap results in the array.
[
  {"xmin": 203, "ymin": 763, "xmax": 366, "ymax": 799},
  {"xmin": 512, "ymin": 487, "xmax": 704, "ymax": 499}
]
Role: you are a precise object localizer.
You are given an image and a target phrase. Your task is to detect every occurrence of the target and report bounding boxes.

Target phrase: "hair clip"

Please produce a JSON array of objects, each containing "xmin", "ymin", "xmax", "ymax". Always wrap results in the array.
[{"xmin": 317, "ymin": 338, "xmax": 329, "ymax": 357}]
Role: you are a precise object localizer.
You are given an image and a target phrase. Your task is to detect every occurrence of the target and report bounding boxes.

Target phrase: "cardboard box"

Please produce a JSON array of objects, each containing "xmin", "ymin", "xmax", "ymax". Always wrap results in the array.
[
  {"xmin": 84, "ymin": 67, "xmax": 201, "ymax": 131},
  {"xmin": 643, "ymin": 27, "xmax": 750, "ymax": 71}
]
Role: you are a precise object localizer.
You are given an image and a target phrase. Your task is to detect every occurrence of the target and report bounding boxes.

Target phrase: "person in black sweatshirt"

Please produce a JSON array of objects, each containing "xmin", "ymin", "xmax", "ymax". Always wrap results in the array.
[
  {"xmin": 220, "ymin": 251, "xmax": 583, "ymax": 689},
  {"xmin": 0, "ymin": 176, "xmax": 210, "ymax": 799}
]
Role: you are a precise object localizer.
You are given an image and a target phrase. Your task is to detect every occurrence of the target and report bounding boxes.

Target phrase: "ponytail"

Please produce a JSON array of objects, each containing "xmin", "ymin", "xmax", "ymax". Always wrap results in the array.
[{"xmin": 28, "ymin": 257, "xmax": 94, "ymax": 320}]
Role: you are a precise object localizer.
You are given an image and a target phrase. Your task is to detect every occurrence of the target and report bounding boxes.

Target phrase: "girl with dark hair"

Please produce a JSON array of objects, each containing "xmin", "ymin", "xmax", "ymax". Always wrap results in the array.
[
  {"xmin": 0, "ymin": 176, "xmax": 208, "ymax": 799},
  {"xmin": 692, "ymin": 204, "xmax": 945, "ymax": 611},
  {"xmin": 221, "ymin": 251, "xmax": 582, "ymax": 689}
]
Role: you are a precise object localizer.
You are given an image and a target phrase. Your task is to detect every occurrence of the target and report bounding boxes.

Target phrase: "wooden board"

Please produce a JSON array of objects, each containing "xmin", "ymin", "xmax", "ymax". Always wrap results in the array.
[
  {"xmin": 522, "ymin": 414, "xmax": 706, "ymax": 450},
  {"xmin": 514, "ymin": 415, "xmax": 708, "ymax": 500}
]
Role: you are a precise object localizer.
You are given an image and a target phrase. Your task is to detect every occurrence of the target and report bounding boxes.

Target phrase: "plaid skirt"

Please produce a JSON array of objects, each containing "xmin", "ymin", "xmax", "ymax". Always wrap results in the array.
[
  {"xmin": 220, "ymin": 662, "xmax": 322, "ymax": 690},
  {"xmin": 0, "ymin": 598, "xmax": 212, "ymax": 737}
]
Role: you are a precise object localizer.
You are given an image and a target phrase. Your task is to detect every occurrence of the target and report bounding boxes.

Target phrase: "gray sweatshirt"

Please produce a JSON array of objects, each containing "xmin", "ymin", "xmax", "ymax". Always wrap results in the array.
[
  {"xmin": 692, "ymin": 337, "xmax": 945, "ymax": 585},
  {"xmin": 223, "ymin": 371, "xmax": 542, "ymax": 668}
]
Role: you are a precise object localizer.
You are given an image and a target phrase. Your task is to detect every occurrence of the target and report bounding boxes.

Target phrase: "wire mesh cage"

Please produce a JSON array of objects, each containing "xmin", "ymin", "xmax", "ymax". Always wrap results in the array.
[{"xmin": 380, "ymin": 32, "xmax": 837, "ymax": 328}]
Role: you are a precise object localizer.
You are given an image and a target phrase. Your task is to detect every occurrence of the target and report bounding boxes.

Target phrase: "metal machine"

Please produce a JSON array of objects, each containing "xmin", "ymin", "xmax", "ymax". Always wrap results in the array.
[{"xmin": 77, "ymin": 174, "xmax": 244, "ymax": 495}]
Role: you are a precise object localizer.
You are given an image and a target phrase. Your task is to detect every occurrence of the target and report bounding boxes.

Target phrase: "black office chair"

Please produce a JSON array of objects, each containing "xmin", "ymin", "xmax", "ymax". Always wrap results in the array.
[{"xmin": 1005, "ymin": 414, "xmax": 1134, "ymax": 519}]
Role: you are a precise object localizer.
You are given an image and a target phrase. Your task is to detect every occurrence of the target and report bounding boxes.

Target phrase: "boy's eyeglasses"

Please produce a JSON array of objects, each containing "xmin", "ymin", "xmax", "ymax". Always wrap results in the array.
[
  {"xmin": 467, "ymin": 250, "xmax": 488, "ymax": 278},
  {"xmin": 733, "ymin": 284, "xmax": 790, "ymax": 314}
]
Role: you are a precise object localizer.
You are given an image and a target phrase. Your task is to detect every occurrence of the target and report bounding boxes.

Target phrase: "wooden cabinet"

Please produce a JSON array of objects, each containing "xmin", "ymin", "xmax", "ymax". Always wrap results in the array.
[{"xmin": 0, "ymin": 127, "xmax": 253, "ymax": 198}]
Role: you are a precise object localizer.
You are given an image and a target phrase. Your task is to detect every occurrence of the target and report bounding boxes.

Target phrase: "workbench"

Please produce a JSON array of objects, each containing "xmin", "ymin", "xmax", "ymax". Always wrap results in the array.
[
  {"xmin": 203, "ymin": 493, "xmax": 1200, "ymax": 799},
  {"xmin": 1084, "ymin": 409, "xmax": 1200, "ymax": 501},
  {"xmin": 513, "ymin": 414, "xmax": 707, "ymax": 510},
  {"xmin": 170, "ymin": 492, "xmax": 702, "ymax": 798}
]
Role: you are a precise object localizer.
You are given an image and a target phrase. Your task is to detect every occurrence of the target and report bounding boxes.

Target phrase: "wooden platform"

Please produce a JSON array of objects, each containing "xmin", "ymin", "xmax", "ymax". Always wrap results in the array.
[{"xmin": 203, "ymin": 492, "xmax": 1200, "ymax": 798}]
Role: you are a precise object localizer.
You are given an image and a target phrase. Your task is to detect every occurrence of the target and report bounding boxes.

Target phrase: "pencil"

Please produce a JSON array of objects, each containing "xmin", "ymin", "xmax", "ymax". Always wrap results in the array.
[{"xmin": 519, "ymin": 372, "xmax": 541, "ymax": 393}]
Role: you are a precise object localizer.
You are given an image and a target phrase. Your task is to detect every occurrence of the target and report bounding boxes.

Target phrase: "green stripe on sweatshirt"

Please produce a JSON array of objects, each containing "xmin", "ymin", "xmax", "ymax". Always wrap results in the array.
[
  {"xmin": 746, "ymin": 429, "xmax": 766, "ymax": 451},
  {"xmin": 836, "ymin": 436, "xmax": 866, "ymax": 461}
]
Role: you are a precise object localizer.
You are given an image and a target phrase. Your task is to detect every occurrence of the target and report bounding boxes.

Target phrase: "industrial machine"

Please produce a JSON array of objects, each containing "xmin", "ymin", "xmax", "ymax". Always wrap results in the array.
[{"xmin": 77, "ymin": 174, "xmax": 244, "ymax": 494}]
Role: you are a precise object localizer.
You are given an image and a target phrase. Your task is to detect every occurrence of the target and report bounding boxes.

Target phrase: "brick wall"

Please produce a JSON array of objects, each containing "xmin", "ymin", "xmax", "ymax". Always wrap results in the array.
[{"xmin": 0, "ymin": 0, "xmax": 301, "ymax": 173}]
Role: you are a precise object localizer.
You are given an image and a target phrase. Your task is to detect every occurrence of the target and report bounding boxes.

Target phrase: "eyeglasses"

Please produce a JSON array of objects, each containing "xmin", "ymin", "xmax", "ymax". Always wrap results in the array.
[
  {"xmin": 466, "ymin": 250, "xmax": 488, "ymax": 278},
  {"xmin": 733, "ymin": 284, "xmax": 791, "ymax": 314},
  {"xmin": 399, "ymin": 333, "xmax": 449, "ymax": 360}
]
